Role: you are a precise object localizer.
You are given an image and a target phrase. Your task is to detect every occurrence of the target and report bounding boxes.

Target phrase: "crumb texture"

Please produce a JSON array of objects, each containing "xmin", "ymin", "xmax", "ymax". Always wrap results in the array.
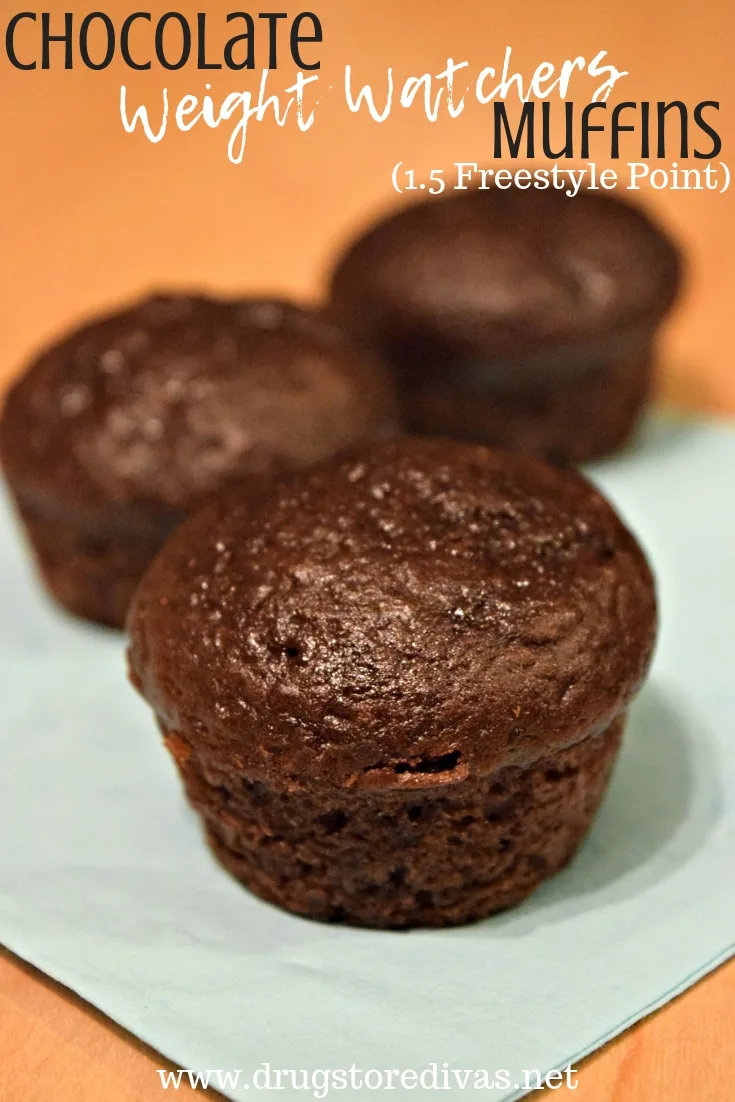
[{"xmin": 165, "ymin": 715, "xmax": 624, "ymax": 928}]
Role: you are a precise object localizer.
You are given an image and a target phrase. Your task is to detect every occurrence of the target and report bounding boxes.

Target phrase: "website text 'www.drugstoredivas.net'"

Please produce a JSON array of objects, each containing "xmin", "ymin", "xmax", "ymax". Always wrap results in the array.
[{"xmin": 157, "ymin": 1063, "xmax": 579, "ymax": 1095}]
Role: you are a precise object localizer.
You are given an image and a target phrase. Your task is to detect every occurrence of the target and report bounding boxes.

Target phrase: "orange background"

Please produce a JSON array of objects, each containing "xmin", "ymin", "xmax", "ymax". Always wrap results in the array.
[
  {"xmin": 1, "ymin": 0, "xmax": 734, "ymax": 409},
  {"xmin": 1, "ymin": 1, "xmax": 734, "ymax": 1099}
]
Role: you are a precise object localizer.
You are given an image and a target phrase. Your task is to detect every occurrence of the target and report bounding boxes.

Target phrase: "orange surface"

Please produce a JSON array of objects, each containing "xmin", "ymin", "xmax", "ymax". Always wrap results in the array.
[{"xmin": 1, "ymin": 1, "xmax": 734, "ymax": 1098}]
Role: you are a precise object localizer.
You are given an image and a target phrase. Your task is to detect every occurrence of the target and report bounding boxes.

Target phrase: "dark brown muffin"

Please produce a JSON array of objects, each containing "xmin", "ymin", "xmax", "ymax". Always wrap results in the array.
[
  {"xmin": 127, "ymin": 437, "xmax": 657, "ymax": 928},
  {"xmin": 329, "ymin": 187, "xmax": 682, "ymax": 462},
  {"xmin": 0, "ymin": 294, "xmax": 399, "ymax": 627}
]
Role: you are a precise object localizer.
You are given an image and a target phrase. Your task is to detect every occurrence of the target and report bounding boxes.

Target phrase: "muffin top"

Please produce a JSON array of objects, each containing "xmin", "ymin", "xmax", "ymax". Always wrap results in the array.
[
  {"xmin": 128, "ymin": 437, "xmax": 656, "ymax": 789},
  {"xmin": 329, "ymin": 188, "xmax": 682, "ymax": 364},
  {"xmin": 0, "ymin": 294, "xmax": 398, "ymax": 513}
]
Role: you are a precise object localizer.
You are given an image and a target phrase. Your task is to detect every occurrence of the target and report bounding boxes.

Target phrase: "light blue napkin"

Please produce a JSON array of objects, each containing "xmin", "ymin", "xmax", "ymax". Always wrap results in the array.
[{"xmin": 0, "ymin": 416, "xmax": 733, "ymax": 1101}]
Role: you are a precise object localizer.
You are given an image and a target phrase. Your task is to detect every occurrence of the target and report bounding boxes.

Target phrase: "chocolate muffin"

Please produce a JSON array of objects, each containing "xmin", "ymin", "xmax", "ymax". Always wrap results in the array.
[
  {"xmin": 127, "ymin": 437, "xmax": 657, "ymax": 929},
  {"xmin": 0, "ymin": 294, "xmax": 398, "ymax": 627},
  {"xmin": 329, "ymin": 187, "xmax": 682, "ymax": 462}
]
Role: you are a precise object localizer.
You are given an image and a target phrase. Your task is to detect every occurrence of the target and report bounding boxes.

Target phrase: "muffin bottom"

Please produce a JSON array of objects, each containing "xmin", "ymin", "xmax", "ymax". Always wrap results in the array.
[
  {"xmin": 11, "ymin": 495, "xmax": 179, "ymax": 629},
  {"xmin": 401, "ymin": 344, "xmax": 653, "ymax": 465},
  {"xmin": 162, "ymin": 716, "xmax": 625, "ymax": 929}
]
